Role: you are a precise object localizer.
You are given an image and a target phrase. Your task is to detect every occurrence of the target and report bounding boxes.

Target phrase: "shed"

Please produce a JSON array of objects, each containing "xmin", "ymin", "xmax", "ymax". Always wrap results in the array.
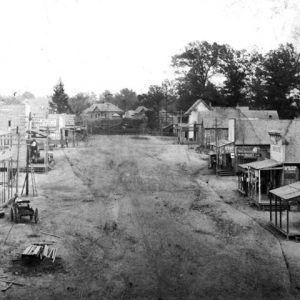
[{"xmin": 269, "ymin": 182, "xmax": 300, "ymax": 239}]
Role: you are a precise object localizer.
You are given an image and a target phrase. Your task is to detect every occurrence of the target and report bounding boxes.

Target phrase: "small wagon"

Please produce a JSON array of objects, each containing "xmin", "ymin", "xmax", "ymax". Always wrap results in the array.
[{"xmin": 10, "ymin": 199, "xmax": 38, "ymax": 223}]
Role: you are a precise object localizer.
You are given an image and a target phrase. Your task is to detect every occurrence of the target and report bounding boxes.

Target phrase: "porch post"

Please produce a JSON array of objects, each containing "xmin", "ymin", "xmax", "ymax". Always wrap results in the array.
[
  {"xmin": 247, "ymin": 167, "xmax": 250, "ymax": 197},
  {"xmin": 287, "ymin": 203, "xmax": 289, "ymax": 237},
  {"xmin": 270, "ymin": 194, "xmax": 272, "ymax": 222},
  {"xmin": 275, "ymin": 196, "xmax": 277, "ymax": 227},
  {"xmin": 280, "ymin": 197, "xmax": 282, "ymax": 229},
  {"xmin": 258, "ymin": 170, "xmax": 261, "ymax": 204}
]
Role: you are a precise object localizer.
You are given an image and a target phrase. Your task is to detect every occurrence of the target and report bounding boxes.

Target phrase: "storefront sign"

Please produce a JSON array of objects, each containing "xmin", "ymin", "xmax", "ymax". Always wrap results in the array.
[{"xmin": 284, "ymin": 166, "xmax": 297, "ymax": 180}]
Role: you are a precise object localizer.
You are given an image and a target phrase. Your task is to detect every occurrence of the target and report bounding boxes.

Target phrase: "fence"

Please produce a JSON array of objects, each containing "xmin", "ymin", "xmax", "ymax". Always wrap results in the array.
[{"xmin": 0, "ymin": 159, "xmax": 17, "ymax": 204}]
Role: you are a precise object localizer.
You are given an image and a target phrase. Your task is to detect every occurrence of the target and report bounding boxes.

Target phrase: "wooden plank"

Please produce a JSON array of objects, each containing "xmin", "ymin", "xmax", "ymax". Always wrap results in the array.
[
  {"xmin": 42, "ymin": 245, "xmax": 48, "ymax": 257},
  {"xmin": 1, "ymin": 282, "xmax": 13, "ymax": 292},
  {"xmin": 0, "ymin": 279, "xmax": 27, "ymax": 286},
  {"xmin": 40, "ymin": 231, "xmax": 62, "ymax": 239},
  {"xmin": 22, "ymin": 246, "xmax": 32, "ymax": 255},
  {"xmin": 52, "ymin": 248, "xmax": 57, "ymax": 263},
  {"xmin": 33, "ymin": 246, "xmax": 41, "ymax": 256}
]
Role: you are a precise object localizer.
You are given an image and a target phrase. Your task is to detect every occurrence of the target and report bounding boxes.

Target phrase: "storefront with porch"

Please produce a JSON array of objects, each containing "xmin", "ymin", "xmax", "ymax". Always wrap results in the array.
[{"xmin": 238, "ymin": 159, "xmax": 283, "ymax": 207}]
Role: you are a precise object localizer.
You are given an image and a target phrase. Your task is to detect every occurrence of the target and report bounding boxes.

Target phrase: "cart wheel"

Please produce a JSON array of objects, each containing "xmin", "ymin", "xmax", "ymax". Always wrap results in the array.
[
  {"xmin": 10, "ymin": 208, "xmax": 14, "ymax": 222},
  {"xmin": 34, "ymin": 208, "xmax": 38, "ymax": 223}
]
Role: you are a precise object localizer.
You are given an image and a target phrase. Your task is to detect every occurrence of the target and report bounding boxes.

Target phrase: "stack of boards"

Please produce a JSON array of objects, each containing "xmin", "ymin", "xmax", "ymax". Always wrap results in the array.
[{"xmin": 22, "ymin": 243, "xmax": 57, "ymax": 262}]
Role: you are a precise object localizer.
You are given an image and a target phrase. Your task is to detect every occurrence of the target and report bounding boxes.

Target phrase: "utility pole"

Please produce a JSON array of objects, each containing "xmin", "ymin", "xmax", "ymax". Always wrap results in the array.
[
  {"xmin": 15, "ymin": 129, "xmax": 20, "ymax": 195},
  {"xmin": 215, "ymin": 117, "xmax": 218, "ymax": 174}
]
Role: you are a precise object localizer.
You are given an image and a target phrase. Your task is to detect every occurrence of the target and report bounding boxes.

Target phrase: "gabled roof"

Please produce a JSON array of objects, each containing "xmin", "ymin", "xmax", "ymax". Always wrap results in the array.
[
  {"xmin": 184, "ymin": 99, "xmax": 211, "ymax": 115},
  {"xmin": 234, "ymin": 119, "xmax": 292, "ymax": 145},
  {"xmin": 199, "ymin": 108, "xmax": 242, "ymax": 128},
  {"xmin": 82, "ymin": 102, "xmax": 123, "ymax": 114},
  {"xmin": 192, "ymin": 105, "xmax": 278, "ymax": 127},
  {"xmin": 237, "ymin": 106, "xmax": 278, "ymax": 119}
]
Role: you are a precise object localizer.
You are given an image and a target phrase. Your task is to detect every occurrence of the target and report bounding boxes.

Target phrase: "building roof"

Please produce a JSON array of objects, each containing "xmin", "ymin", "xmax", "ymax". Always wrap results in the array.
[
  {"xmin": 234, "ymin": 119, "xmax": 292, "ymax": 145},
  {"xmin": 195, "ymin": 106, "xmax": 278, "ymax": 128},
  {"xmin": 237, "ymin": 106, "xmax": 278, "ymax": 119},
  {"xmin": 239, "ymin": 159, "xmax": 282, "ymax": 170},
  {"xmin": 184, "ymin": 99, "xmax": 211, "ymax": 115},
  {"xmin": 270, "ymin": 181, "xmax": 300, "ymax": 201},
  {"xmin": 82, "ymin": 102, "xmax": 123, "ymax": 114},
  {"xmin": 199, "ymin": 108, "xmax": 242, "ymax": 128}
]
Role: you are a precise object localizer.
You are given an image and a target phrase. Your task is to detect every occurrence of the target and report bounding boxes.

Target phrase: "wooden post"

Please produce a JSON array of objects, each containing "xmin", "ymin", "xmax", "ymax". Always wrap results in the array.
[
  {"xmin": 280, "ymin": 198, "xmax": 282, "ymax": 229},
  {"xmin": 258, "ymin": 170, "xmax": 261, "ymax": 204},
  {"xmin": 275, "ymin": 196, "xmax": 278, "ymax": 227},
  {"xmin": 287, "ymin": 204, "xmax": 289, "ymax": 236},
  {"xmin": 15, "ymin": 132, "xmax": 20, "ymax": 195},
  {"xmin": 3, "ymin": 160, "xmax": 6, "ymax": 203},
  {"xmin": 270, "ymin": 194, "xmax": 272, "ymax": 222}
]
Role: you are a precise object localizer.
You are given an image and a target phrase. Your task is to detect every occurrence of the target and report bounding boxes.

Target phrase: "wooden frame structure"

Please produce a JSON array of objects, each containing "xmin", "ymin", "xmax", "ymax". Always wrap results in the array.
[
  {"xmin": 269, "ymin": 182, "xmax": 300, "ymax": 239},
  {"xmin": 238, "ymin": 159, "xmax": 283, "ymax": 207},
  {"xmin": 0, "ymin": 133, "xmax": 17, "ymax": 204}
]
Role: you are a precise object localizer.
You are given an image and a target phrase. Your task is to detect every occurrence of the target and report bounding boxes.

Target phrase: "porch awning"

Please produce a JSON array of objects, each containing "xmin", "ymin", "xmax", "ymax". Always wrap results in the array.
[
  {"xmin": 211, "ymin": 140, "xmax": 233, "ymax": 148},
  {"xmin": 270, "ymin": 181, "xmax": 300, "ymax": 201},
  {"xmin": 238, "ymin": 159, "xmax": 282, "ymax": 170}
]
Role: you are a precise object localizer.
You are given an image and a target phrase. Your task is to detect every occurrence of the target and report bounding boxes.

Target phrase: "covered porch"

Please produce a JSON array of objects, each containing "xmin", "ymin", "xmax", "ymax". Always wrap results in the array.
[
  {"xmin": 238, "ymin": 159, "xmax": 283, "ymax": 207},
  {"xmin": 269, "ymin": 182, "xmax": 300, "ymax": 240}
]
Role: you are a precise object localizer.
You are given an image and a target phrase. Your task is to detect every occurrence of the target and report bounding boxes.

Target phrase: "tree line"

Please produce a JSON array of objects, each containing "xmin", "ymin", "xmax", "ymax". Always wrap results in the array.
[
  {"xmin": 9, "ymin": 40, "xmax": 300, "ymax": 120},
  {"xmin": 140, "ymin": 41, "xmax": 300, "ymax": 119}
]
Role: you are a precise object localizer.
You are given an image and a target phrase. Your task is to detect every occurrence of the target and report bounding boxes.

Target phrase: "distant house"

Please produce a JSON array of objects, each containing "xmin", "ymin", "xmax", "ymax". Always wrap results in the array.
[{"xmin": 82, "ymin": 102, "xmax": 123, "ymax": 120}]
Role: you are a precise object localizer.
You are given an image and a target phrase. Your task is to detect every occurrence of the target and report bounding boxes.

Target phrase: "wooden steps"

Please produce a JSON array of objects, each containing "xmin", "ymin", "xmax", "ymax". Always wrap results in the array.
[{"xmin": 216, "ymin": 169, "xmax": 235, "ymax": 176}]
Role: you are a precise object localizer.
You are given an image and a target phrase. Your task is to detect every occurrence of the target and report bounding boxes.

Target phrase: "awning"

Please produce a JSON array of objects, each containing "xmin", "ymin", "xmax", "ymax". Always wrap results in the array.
[
  {"xmin": 270, "ymin": 181, "xmax": 300, "ymax": 201},
  {"xmin": 211, "ymin": 140, "xmax": 233, "ymax": 147},
  {"xmin": 238, "ymin": 159, "xmax": 282, "ymax": 170},
  {"xmin": 26, "ymin": 130, "xmax": 48, "ymax": 138}
]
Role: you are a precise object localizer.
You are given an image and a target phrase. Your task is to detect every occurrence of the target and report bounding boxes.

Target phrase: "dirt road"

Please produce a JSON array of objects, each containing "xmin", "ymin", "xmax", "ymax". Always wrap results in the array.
[{"xmin": 0, "ymin": 135, "xmax": 294, "ymax": 299}]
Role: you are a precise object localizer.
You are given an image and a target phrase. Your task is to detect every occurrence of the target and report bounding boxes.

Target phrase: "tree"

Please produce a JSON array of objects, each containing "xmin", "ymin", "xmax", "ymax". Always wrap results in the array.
[
  {"xmin": 49, "ymin": 80, "xmax": 72, "ymax": 113},
  {"xmin": 172, "ymin": 41, "xmax": 227, "ymax": 110},
  {"xmin": 21, "ymin": 91, "xmax": 35, "ymax": 100},
  {"xmin": 262, "ymin": 43, "xmax": 300, "ymax": 118},
  {"xmin": 98, "ymin": 90, "xmax": 113, "ymax": 103},
  {"xmin": 138, "ymin": 85, "xmax": 165, "ymax": 128},
  {"xmin": 112, "ymin": 88, "xmax": 138, "ymax": 111},
  {"xmin": 219, "ymin": 46, "xmax": 249, "ymax": 106},
  {"xmin": 68, "ymin": 93, "xmax": 91, "ymax": 115}
]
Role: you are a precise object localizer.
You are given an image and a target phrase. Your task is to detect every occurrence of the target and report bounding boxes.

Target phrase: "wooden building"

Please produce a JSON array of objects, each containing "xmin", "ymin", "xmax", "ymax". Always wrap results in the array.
[
  {"xmin": 183, "ymin": 99, "xmax": 278, "ymax": 141},
  {"xmin": 238, "ymin": 120, "xmax": 300, "ymax": 207},
  {"xmin": 81, "ymin": 103, "xmax": 123, "ymax": 120},
  {"xmin": 269, "ymin": 182, "xmax": 300, "ymax": 239}
]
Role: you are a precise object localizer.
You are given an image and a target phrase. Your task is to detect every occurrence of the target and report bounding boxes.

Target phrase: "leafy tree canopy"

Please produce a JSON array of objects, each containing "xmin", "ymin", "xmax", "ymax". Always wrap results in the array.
[{"xmin": 68, "ymin": 93, "xmax": 91, "ymax": 115}]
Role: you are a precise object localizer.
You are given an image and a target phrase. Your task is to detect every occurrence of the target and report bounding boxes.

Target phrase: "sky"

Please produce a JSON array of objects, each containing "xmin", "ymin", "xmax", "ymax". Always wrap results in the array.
[{"xmin": 0, "ymin": 0, "xmax": 299, "ymax": 97}]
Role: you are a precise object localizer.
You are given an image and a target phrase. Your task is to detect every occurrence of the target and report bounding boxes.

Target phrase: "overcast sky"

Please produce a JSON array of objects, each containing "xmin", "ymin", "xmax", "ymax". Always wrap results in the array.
[{"xmin": 0, "ymin": 0, "xmax": 299, "ymax": 97}]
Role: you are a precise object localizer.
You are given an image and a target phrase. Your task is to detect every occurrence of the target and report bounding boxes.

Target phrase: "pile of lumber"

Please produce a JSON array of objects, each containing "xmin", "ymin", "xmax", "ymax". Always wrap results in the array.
[{"xmin": 22, "ymin": 243, "xmax": 57, "ymax": 262}]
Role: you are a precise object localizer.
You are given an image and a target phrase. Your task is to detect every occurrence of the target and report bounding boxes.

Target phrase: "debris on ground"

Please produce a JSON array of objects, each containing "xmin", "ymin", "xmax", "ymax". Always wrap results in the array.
[{"xmin": 22, "ymin": 242, "xmax": 57, "ymax": 262}]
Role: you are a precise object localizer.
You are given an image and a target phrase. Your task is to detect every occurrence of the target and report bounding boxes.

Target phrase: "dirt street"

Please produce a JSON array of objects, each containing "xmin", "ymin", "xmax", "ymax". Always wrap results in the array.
[{"xmin": 0, "ymin": 135, "xmax": 295, "ymax": 299}]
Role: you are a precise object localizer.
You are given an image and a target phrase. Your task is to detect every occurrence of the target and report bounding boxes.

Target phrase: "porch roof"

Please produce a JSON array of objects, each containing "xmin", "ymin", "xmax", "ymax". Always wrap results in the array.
[
  {"xmin": 238, "ymin": 159, "xmax": 282, "ymax": 170},
  {"xmin": 270, "ymin": 181, "xmax": 300, "ymax": 201}
]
